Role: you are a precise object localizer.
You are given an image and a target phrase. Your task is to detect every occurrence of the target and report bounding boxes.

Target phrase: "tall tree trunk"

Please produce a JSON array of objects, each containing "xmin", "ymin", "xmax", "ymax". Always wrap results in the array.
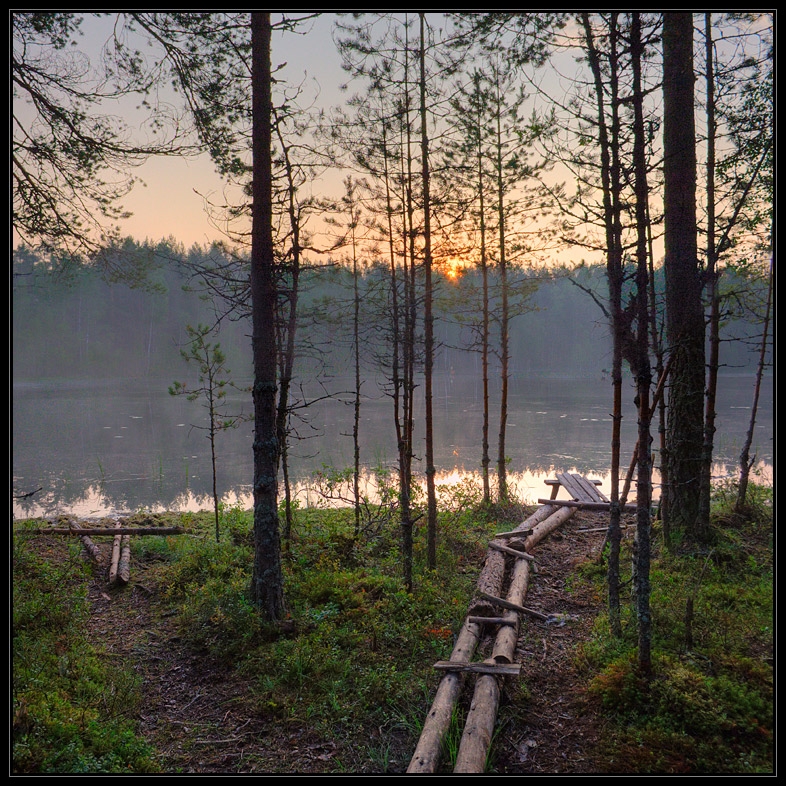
[
  {"xmin": 250, "ymin": 11, "xmax": 284, "ymax": 619},
  {"xmin": 352, "ymin": 200, "xmax": 362, "ymax": 537},
  {"xmin": 582, "ymin": 12, "xmax": 623, "ymax": 637},
  {"xmin": 382, "ymin": 121, "xmax": 412, "ymax": 565},
  {"xmin": 736, "ymin": 247, "xmax": 773, "ymax": 513},
  {"xmin": 274, "ymin": 120, "xmax": 302, "ymax": 546},
  {"xmin": 209, "ymin": 385, "xmax": 220, "ymax": 543},
  {"xmin": 493, "ymin": 64, "xmax": 510, "ymax": 503},
  {"xmin": 647, "ymin": 177, "xmax": 668, "ymax": 533},
  {"xmin": 662, "ymin": 11, "xmax": 706, "ymax": 545},
  {"xmin": 420, "ymin": 13, "xmax": 438, "ymax": 570},
  {"xmin": 631, "ymin": 11, "xmax": 653, "ymax": 676},
  {"xmin": 400, "ymin": 23, "xmax": 417, "ymax": 592},
  {"xmin": 475, "ymin": 75, "xmax": 492, "ymax": 506},
  {"xmin": 699, "ymin": 12, "xmax": 719, "ymax": 533}
]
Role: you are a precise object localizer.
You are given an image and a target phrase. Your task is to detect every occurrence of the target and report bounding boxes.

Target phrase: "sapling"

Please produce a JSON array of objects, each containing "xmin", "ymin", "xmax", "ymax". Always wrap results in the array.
[{"xmin": 170, "ymin": 323, "xmax": 244, "ymax": 542}]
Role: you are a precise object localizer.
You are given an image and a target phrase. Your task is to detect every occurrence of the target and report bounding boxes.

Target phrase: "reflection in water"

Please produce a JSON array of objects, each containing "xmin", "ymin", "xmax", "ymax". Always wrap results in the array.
[
  {"xmin": 13, "ymin": 461, "xmax": 774, "ymax": 522},
  {"xmin": 13, "ymin": 374, "xmax": 773, "ymax": 520}
]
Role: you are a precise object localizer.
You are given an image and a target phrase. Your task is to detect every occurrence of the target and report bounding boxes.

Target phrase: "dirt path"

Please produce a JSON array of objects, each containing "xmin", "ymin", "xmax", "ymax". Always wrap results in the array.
[{"xmin": 82, "ymin": 509, "xmax": 632, "ymax": 773}]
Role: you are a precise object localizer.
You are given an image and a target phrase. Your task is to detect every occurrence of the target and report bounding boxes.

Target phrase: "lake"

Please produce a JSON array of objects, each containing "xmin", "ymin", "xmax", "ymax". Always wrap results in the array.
[{"xmin": 12, "ymin": 372, "xmax": 773, "ymax": 520}]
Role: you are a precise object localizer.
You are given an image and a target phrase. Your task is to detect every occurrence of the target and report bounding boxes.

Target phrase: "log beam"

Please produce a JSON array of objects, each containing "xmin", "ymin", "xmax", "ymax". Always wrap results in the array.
[
  {"xmin": 34, "ymin": 527, "xmax": 186, "ymax": 536},
  {"xmin": 433, "ymin": 661, "xmax": 521, "ymax": 677}
]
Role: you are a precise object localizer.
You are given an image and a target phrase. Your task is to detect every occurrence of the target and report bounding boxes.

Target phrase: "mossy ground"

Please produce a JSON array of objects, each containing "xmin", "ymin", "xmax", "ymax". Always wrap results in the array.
[{"xmin": 13, "ymin": 481, "xmax": 772, "ymax": 773}]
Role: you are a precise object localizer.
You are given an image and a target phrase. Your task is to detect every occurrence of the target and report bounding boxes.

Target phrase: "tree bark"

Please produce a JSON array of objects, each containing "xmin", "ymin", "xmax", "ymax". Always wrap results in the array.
[
  {"xmin": 662, "ymin": 11, "xmax": 706, "ymax": 545},
  {"xmin": 109, "ymin": 525, "xmax": 122, "ymax": 585},
  {"xmin": 250, "ymin": 11, "xmax": 285, "ymax": 619},
  {"xmin": 493, "ymin": 64, "xmax": 510, "ymax": 502},
  {"xmin": 582, "ymin": 12, "xmax": 623, "ymax": 636},
  {"xmin": 631, "ymin": 11, "xmax": 653, "ymax": 676},
  {"xmin": 117, "ymin": 534, "xmax": 131, "ymax": 585},
  {"xmin": 69, "ymin": 521, "xmax": 103, "ymax": 563},
  {"xmin": 420, "ymin": 13, "xmax": 438, "ymax": 570},
  {"xmin": 407, "ymin": 619, "xmax": 483, "ymax": 773}
]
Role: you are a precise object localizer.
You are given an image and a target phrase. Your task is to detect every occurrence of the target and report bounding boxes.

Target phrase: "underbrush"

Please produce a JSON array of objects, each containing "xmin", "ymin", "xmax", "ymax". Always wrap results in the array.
[
  {"xmin": 13, "ymin": 478, "xmax": 512, "ymax": 773},
  {"xmin": 149, "ymin": 492, "xmax": 504, "ymax": 770},
  {"xmin": 12, "ymin": 526, "xmax": 159, "ymax": 774},
  {"xmin": 574, "ymin": 481, "xmax": 773, "ymax": 774},
  {"xmin": 13, "ymin": 477, "xmax": 771, "ymax": 774}
]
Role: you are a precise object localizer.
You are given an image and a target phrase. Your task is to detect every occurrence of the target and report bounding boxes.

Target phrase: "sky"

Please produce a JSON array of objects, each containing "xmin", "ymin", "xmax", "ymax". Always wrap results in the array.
[
  {"xmin": 13, "ymin": 13, "xmax": 601, "ymax": 262},
  {"xmin": 11, "ymin": 13, "xmax": 350, "ymax": 252},
  {"xmin": 111, "ymin": 13, "xmax": 349, "ymax": 250},
  {"xmin": 16, "ymin": 12, "xmax": 596, "ymax": 267},
  {"xmin": 19, "ymin": 13, "xmax": 766, "ymax": 268}
]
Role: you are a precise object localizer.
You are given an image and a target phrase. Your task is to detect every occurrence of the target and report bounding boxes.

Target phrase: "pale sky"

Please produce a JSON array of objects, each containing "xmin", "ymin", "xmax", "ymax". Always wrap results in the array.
[
  {"xmin": 14, "ymin": 13, "xmax": 597, "ymax": 262},
  {"xmin": 114, "ymin": 13, "xmax": 348, "ymax": 250}
]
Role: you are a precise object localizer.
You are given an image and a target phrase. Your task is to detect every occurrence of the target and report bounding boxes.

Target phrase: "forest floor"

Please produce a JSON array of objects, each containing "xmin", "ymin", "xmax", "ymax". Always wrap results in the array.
[{"xmin": 78, "ymin": 507, "xmax": 634, "ymax": 774}]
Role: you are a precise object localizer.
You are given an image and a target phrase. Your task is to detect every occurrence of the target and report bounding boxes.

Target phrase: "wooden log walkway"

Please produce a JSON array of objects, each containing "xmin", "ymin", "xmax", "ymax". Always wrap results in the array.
[
  {"xmin": 32, "ymin": 520, "xmax": 186, "ymax": 586},
  {"xmin": 407, "ymin": 473, "xmax": 614, "ymax": 774}
]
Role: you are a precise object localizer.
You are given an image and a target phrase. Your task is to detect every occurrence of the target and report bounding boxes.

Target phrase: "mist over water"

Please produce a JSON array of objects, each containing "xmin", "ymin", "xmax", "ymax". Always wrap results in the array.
[{"xmin": 13, "ymin": 372, "xmax": 772, "ymax": 521}]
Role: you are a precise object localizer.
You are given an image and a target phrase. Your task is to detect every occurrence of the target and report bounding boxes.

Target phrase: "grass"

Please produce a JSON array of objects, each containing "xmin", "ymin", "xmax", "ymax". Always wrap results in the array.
[
  {"xmin": 12, "ymin": 478, "xmax": 773, "ymax": 774},
  {"xmin": 573, "ymin": 480, "xmax": 773, "ymax": 774},
  {"xmin": 12, "ymin": 528, "xmax": 159, "ymax": 773}
]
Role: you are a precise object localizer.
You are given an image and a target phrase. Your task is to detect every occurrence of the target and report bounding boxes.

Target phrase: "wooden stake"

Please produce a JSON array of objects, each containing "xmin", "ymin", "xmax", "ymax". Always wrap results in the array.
[
  {"xmin": 494, "ymin": 528, "xmax": 533, "ymax": 538},
  {"xmin": 488, "ymin": 540, "xmax": 535, "ymax": 561},
  {"xmin": 476, "ymin": 591, "xmax": 548, "ymax": 621},
  {"xmin": 467, "ymin": 616, "xmax": 517, "ymax": 627}
]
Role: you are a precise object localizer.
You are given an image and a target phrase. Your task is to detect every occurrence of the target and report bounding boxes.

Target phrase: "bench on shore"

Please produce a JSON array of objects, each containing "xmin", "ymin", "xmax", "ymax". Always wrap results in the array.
[{"xmin": 539, "ymin": 472, "xmax": 636, "ymax": 511}]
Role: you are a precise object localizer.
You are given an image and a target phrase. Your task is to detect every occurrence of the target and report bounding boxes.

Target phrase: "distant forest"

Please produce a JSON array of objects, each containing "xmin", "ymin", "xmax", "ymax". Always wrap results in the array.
[{"xmin": 12, "ymin": 240, "xmax": 768, "ymax": 384}]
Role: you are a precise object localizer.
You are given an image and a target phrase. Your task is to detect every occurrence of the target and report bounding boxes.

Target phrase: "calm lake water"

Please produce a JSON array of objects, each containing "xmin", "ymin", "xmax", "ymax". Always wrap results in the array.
[{"xmin": 12, "ymin": 373, "xmax": 773, "ymax": 521}]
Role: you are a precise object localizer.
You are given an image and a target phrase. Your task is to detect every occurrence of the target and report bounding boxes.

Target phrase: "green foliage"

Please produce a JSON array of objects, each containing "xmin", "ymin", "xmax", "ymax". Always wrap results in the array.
[
  {"xmin": 587, "ymin": 652, "xmax": 772, "ymax": 773},
  {"xmin": 169, "ymin": 323, "xmax": 246, "ymax": 542},
  {"xmin": 576, "ymin": 480, "xmax": 772, "ymax": 774},
  {"xmin": 139, "ymin": 504, "xmax": 478, "ymax": 756},
  {"xmin": 13, "ymin": 477, "xmax": 771, "ymax": 773},
  {"xmin": 711, "ymin": 474, "xmax": 773, "ymax": 528},
  {"xmin": 12, "ymin": 529, "xmax": 158, "ymax": 773}
]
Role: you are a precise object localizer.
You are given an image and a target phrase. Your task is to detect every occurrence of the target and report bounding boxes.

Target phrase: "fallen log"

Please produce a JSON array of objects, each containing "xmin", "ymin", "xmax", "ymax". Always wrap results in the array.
[
  {"xmin": 34, "ymin": 526, "xmax": 186, "ymax": 536},
  {"xmin": 109, "ymin": 525, "xmax": 122, "ymax": 585},
  {"xmin": 409, "ymin": 496, "xmax": 580, "ymax": 775},
  {"xmin": 536, "ymin": 498, "xmax": 637, "ymax": 510},
  {"xmin": 454, "ymin": 673, "xmax": 500, "ymax": 773},
  {"xmin": 70, "ymin": 521, "xmax": 103, "ymax": 564},
  {"xmin": 433, "ymin": 661, "xmax": 521, "ymax": 677},
  {"xmin": 525, "ymin": 504, "xmax": 578, "ymax": 552},
  {"xmin": 117, "ymin": 534, "xmax": 131, "ymax": 585},
  {"xmin": 467, "ymin": 549, "xmax": 506, "ymax": 618},
  {"xmin": 454, "ymin": 502, "xmax": 580, "ymax": 773},
  {"xmin": 406, "ymin": 618, "xmax": 483, "ymax": 774},
  {"xmin": 456, "ymin": 557, "xmax": 532, "ymax": 772}
]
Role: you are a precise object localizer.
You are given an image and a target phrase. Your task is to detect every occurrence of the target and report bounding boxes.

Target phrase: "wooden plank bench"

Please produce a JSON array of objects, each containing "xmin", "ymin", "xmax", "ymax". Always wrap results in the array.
[
  {"xmin": 540, "ymin": 472, "xmax": 635, "ymax": 510},
  {"xmin": 545, "ymin": 472, "xmax": 607, "ymax": 502}
]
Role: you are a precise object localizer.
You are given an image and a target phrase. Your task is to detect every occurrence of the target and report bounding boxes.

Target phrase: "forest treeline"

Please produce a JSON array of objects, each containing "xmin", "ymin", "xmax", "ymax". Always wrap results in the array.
[{"xmin": 11, "ymin": 241, "xmax": 767, "ymax": 384}]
